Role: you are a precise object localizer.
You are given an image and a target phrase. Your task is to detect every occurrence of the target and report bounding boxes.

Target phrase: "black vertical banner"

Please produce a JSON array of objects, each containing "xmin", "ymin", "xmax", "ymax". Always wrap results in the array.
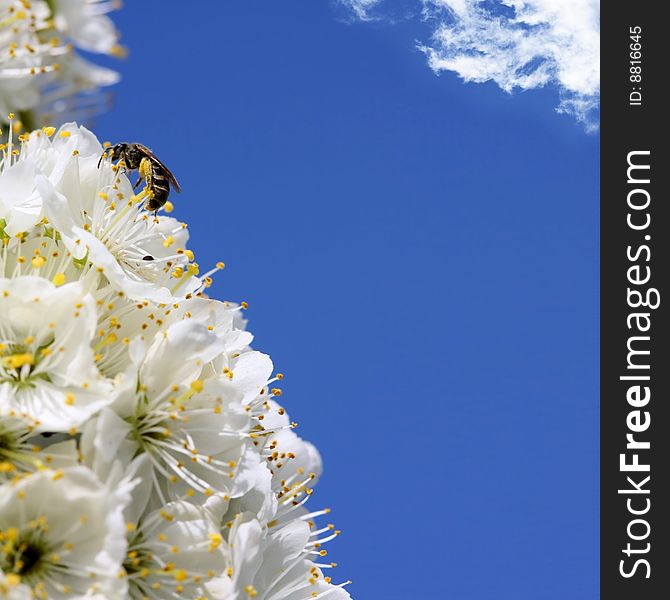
[{"xmin": 601, "ymin": 3, "xmax": 669, "ymax": 598}]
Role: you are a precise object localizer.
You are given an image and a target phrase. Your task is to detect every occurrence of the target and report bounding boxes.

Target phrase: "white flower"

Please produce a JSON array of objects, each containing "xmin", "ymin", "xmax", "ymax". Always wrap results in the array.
[
  {"xmin": 0, "ymin": 122, "xmax": 203, "ymax": 302},
  {"xmin": 208, "ymin": 513, "xmax": 351, "ymax": 600},
  {"xmin": 0, "ymin": 0, "xmax": 122, "ymax": 122},
  {"xmin": 0, "ymin": 416, "xmax": 78, "ymax": 478},
  {"xmin": 0, "ymin": 467, "xmax": 130, "ymax": 599},
  {"xmin": 259, "ymin": 400, "xmax": 323, "ymax": 493},
  {"xmin": 0, "ymin": 276, "xmax": 112, "ymax": 431},
  {"xmin": 0, "ymin": 1, "xmax": 58, "ymax": 116},
  {"xmin": 89, "ymin": 291, "xmax": 249, "ymax": 381},
  {"xmin": 51, "ymin": 0, "xmax": 120, "ymax": 54},
  {"xmin": 82, "ymin": 318, "xmax": 270, "ymax": 505},
  {"xmin": 123, "ymin": 500, "xmax": 226, "ymax": 599},
  {"xmin": 0, "ymin": 120, "xmax": 103, "ymax": 234},
  {"xmin": 79, "ymin": 451, "xmax": 228, "ymax": 598},
  {"xmin": 206, "ymin": 399, "xmax": 351, "ymax": 600}
]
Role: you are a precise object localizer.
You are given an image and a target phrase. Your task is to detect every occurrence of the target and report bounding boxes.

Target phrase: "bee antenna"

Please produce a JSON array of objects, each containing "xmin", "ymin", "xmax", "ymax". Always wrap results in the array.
[{"xmin": 98, "ymin": 144, "xmax": 118, "ymax": 168}]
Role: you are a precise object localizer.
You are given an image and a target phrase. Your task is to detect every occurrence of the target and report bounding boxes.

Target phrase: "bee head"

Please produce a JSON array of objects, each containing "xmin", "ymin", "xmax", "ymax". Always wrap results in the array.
[
  {"xmin": 98, "ymin": 143, "xmax": 143, "ymax": 170},
  {"xmin": 109, "ymin": 142, "xmax": 129, "ymax": 157},
  {"xmin": 99, "ymin": 142, "xmax": 126, "ymax": 168}
]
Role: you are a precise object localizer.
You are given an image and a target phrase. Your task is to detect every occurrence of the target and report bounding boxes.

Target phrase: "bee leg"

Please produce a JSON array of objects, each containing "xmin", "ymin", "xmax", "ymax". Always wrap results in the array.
[{"xmin": 134, "ymin": 177, "xmax": 143, "ymax": 189}]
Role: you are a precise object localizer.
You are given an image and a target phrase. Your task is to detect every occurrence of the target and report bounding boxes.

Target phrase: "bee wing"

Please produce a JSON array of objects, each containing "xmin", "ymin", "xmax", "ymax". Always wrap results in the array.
[{"xmin": 135, "ymin": 144, "xmax": 182, "ymax": 193}]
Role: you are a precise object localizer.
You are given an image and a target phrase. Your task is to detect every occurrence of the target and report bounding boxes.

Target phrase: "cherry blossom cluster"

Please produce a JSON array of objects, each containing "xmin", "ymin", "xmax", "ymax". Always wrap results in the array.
[{"xmin": 0, "ymin": 122, "xmax": 351, "ymax": 600}]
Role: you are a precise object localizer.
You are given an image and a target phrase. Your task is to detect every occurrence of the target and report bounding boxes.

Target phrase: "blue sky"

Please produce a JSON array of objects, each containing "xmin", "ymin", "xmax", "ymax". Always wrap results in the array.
[{"xmin": 96, "ymin": 2, "xmax": 599, "ymax": 598}]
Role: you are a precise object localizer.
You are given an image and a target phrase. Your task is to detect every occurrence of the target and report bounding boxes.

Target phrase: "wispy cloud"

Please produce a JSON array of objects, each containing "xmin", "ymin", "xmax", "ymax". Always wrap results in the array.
[
  {"xmin": 339, "ymin": 0, "xmax": 383, "ymax": 21},
  {"xmin": 341, "ymin": 0, "xmax": 600, "ymax": 130},
  {"xmin": 422, "ymin": 0, "xmax": 600, "ymax": 129}
]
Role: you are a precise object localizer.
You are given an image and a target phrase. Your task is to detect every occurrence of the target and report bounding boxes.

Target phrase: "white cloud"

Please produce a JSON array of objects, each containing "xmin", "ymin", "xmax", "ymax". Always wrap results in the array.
[
  {"xmin": 339, "ymin": 0, "xmax": 383, "ymax": 21},
  {"xmin": 341, "ymin": 0, "xmax": 600, "ymax": 130},
  {"xmin": 421, "ymin": 0, "xmax": 600, "ymax": 129}
]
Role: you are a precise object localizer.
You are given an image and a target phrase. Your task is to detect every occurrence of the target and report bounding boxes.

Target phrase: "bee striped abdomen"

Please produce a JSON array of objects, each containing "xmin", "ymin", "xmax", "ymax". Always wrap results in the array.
[{"xmin": 146, "ymin": 162, "xmax": 171, "ymax": 210}]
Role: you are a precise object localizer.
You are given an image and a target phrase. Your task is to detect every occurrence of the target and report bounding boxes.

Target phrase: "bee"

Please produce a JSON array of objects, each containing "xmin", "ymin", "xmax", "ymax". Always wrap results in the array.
[{"xmin": 98, "ymin": 143, "xmax": 181, "ymax": 213}]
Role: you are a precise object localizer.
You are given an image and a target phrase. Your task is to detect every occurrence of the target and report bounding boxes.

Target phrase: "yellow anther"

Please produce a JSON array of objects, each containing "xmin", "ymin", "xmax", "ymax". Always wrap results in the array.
[
  {"xmin": 98, "ymin": 191, "xmax": 109, "ymax": 201},
  {"xmin": 216, "ymin": 261, "xmax": 225, "ymax": 269},
  {"xmin": 184, "ymin": 249, "xmax": 194, "ymax": 261},
  {"xmin": 173, "ymin": 569, "xmax": 188, "ymax": 582},
  {"xmin": 3, "ymin": 573, "xmax": 21, "ymax": 589},
  {"xmin": 187, "ymin": 263, "xmax": 199, "ymax": 275},
  {"xmin": 241, "ymin": 301, "xmax": 249, "ymax": 309},
  {"xmin": 190, "ymin": 380, "xmax": 204, "ymax": 393},
  {"xmin": 208, "ymin": 533, "xmax": 222, "ymax": 551},
  {"xmin": 245, "ymin": 585, "xmax": 258, "ymax": 597},
  {"xmin": 3, "ymin": 353, "xmax": 33, "ymax": 369},
  {"xmin": 59, "ymin": 130, "xmax": 71, "ymax": 138},
  {"xmin": 163, "ymin": 235, "xmax": 175, "ymax": 248},
  {"xmin": 109, "ymin": 44, "xmax": 128, "ymax": 58},
  {"xmin": 42, "ymin": 126, "xmax": 56, "ymax": 137},
  {"xmin": 31, "ymin": 255, "xmax": 46, "ymax": 268},
  {"xmin": 164, "ymin": 201, "xmax": 174, "ymax": 213},
  {"xmin": 65, "ymin": 393, "xmax": 75, "ymax": 405}
]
